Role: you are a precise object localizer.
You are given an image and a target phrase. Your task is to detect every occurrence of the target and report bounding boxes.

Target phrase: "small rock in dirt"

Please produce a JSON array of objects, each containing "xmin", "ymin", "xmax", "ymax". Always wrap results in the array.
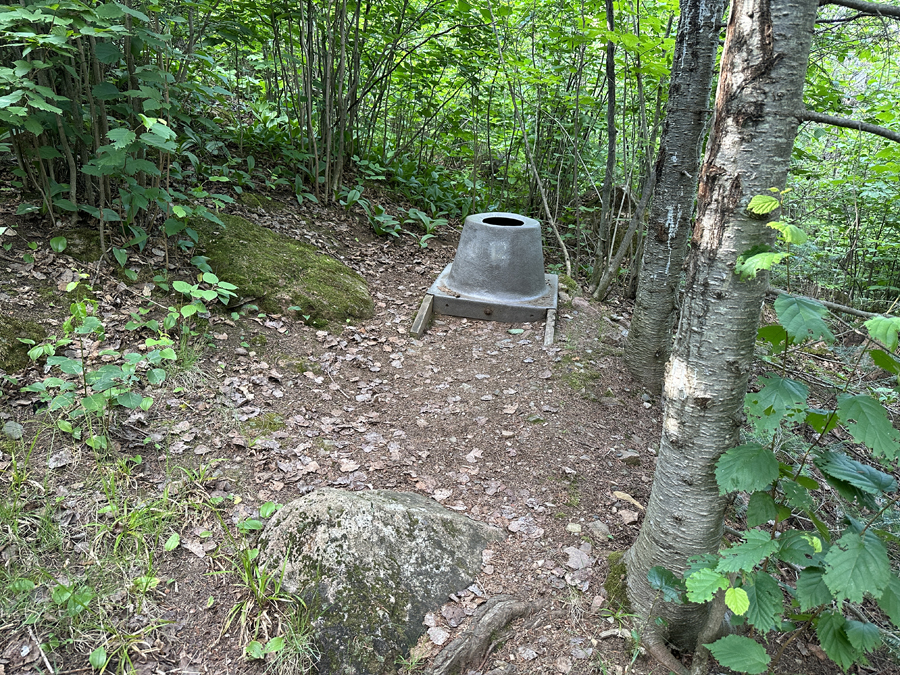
[
  {"xmin": 424, "ymin": 612, "xmax": 437, "ymax": 628},
  {"xmin": 555, "ymin": 655, "xmax": 573, "ymax": 673},
  {"xmin": 590, "ymin": 595, "xmax": 606, "ymax": 614},
  {"xmin": 617, "ymin": 450, "xmax": 640, "ymax": 465},
  {"xmin": 564, "ymin": 546, "xmax": 591, "ymax": 570},
  {"xmin": 565, "ymin": 523, "xmax": 582, "ymax": 534},
  {"xmin": 516, "ymin": 646, "xmax": 537, "ymax": 661},
  {"xmin": 572, "ymin": 297, "xmax": 591, "ymax": 312},
  {"xmin": 428, "ymin": 626, "xmax": 450, "ymax": 646},
  {"xmin": 571, "ymin": 647, "xmax": 592, "ymax": 659},
  {"xmin": 587, "ymin": 521, "xmax": 611, "ymax": 539},
  {"xmin": 441, "ymin": 603, "xmax": 467, "ymax": 627},
  {"xmin": 619, "ymin": 509, "xmax": 639, "ymax": 525},
  {"xmin": 526, "ymin": 414, "xmax": 545, "ymax": 424},
  {"xmin": 3, "ymin": 421, "xmax": 23, "ymax": 440},
  {"xmin": 48, "ymin": 449, "xmax": 74, "ymax": 469}
]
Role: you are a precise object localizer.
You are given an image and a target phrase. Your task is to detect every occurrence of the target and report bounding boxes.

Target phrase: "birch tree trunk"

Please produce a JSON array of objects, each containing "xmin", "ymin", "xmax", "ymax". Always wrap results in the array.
[
  {"xmin": 623, "ymin": 0, "xmax": 724, "ymax": 394},
  {"xmin": 624, "ymin": 0, "xmax": 819, "ymax": 658}
]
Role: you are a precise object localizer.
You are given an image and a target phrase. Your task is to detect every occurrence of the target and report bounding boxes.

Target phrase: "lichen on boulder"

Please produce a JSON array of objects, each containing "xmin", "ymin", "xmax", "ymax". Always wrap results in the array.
[
  {"xmin": 193, "ymin": 214, "xmax": 373, "ymax": 326},
  {"xmin": 258, "ymin": 488, "xmax": 504, "ymax": 674},
  {"xmin": 0, "ymin": 315, "xmax": 46, "ymax": 373}
]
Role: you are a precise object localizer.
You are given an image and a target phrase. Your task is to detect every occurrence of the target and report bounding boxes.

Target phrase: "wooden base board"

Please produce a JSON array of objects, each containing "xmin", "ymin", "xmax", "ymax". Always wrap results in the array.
[
  {"xmin": 410, "ymin": 294, "xmax": 556, "ymax": 346},
  {"xmin": 409, "ymin": 294, "xmax": 434, "ymax": 338}
]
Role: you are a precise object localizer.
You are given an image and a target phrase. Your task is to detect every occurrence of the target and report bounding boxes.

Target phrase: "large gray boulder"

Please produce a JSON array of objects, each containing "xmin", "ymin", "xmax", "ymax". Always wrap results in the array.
[{"xmin": 258, "ymin": 488, "xmax": 504, "ymax": 674}]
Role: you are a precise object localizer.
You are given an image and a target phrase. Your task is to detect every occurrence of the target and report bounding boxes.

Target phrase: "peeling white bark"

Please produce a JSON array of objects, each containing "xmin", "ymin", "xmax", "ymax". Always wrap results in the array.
[{"xmin": 624, "ymin": 0, "xmax": 820, "ymax": 656}]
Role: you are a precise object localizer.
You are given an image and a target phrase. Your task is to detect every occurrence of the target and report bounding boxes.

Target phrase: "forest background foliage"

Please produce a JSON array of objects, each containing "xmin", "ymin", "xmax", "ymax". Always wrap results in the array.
[{"xmin": 2, "ymin": 0, "xmax": 900, "ymax": 673}]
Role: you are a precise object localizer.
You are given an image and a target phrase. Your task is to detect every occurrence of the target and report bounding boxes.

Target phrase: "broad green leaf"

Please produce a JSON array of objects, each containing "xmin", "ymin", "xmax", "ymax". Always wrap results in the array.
[
  {"xmin": 89, "ymin": 646, "xmax": 107, "ymax": 669},
  {"xmin": 95, "ymin": 3, "xmax": 124, "ymax": 18},
  {"xmin": 108, "ymin": 128, "xmax": 135, "ymax": 148},
  {"xmin": 172, "ymin": 280, "xmax": 193, "ymax": 294},
  {"xmin": 744, "ymin": 571, "xmax": 782, "ymax": 632},
  {"xmin": 781, "ymin": 478, "xmax": 814, "ymax": 512},
  {"xmin": 91, "ymin": 82, "xmax": 120, "ymax": 100},
  {"xmin": 870, "ymin": 349, "xmax": 900, "ymax": 375},
  {"xmin": 264, "ymin": 636, "xmax": 285, "ymax": 653},
  {"xmin": 747, "ymin": 194, "xmax": 781, "ymax": 215},
  {"xmin": 814, "ymin": 451, "xmax": 896, "ymax": 495},
  {"xmin": 94, "ymin": 41, "xmax": 123, "ymax": 64},
  {"xmin": 685, "ymin": 568, "xmax": 729, "ymax": 603},
  {"xmin": 864, "ymin": 315, "xmax": 900, "ymax": 352},
  {"xmin": 705, "ymin": 635, "xmax": 770, "ymax": 674},
  {"xmin": 259, "ymin": 501, "xmax": 281, "ymax": 518},
  {"xmin": 164, "ymin": 533, "xmax": 180, "ymax": 551},
  {"xmin": 245, "ymin": 641, "xmax": 264, "ymax": 659},
  {"xmin": 745, "ymin": 375, "xmax": 808, "ymax": 432},
  {"xmin": 806, "ymin": 408, "xmax": 839, "ymax": 434},
  {"xmin": 757, "ymin": 324, "xmax": 787, "ymax": 350},
  {"xmin": 24, "ymin": 117, "xmax": 44, "ymax": 135},
  {"xmin": 837, "ymin": 394, "xmax": 900, "ymax": 460},
  {"xmin": 647, "ymin": 566, "xmax": 685, "ymax": 604},
  {"xmin": 147, "ymin": 368, "xmax": 166, "ymax": 384},
  {"xmin": 823, "ymin": 531, "xmax": 890, "ymax": 602},
  {"xmin": 116, "ymin": 391, "xmax": 143, "ymax": 409},
  {"xmin": 796, "ymin": 567, "xmax": 832, "ymax": 611},
  {"xmin": 54, "ymin": 199, "xmax": 77, "ymax": 212},
  {"xmin": 844, "ymin": 620, "xmax": 880, "ymax": 652},
  {"xmin": 735, "ymin": 248, "xmax": 789, "ymax": 280},
  {"xmin": 746, "ymin": 492, "xmax": 777, "ymax": 527},
  {"xmin": 238, "ymin": 519, "xmax": 264, "ymax": 532},
  {"xmin": 776, "ymin": 530, "xmax": 821, "ymax": 566},
  {"xmin": 47, "ymin": 355, "xmax": 83, "ymax": 375},
  {"xmin": 113, "ymin": 247, "xmax": 128, "ymax": 267},
  {"xmin": 715, "ymin": 444, "xmax": 779, "ymax": 494},
  {"xmin": 725, "ymin": 587, "xmax": 750, "ymax": 615},
  {"xmin": 876, "ymin": 575, "xmax": 900, "ymax": 628},
  {"xmin": 81, "ymin": 392, "xmax": 108, "ymax": 412},
  {"xmin": 717, "ymin": 531, "xmax": 779, "ymax": 573},
  {"xmin": 817, "ymin": 611, "xmax": 860, "ymax": 671},
  {"xmin": 50, "ymin": 236, "xmax": 67, "ymax": 252},
  {"xmin": 774, "ymin": 294, "xmax": 834, "ymax": 344},
  {"xmin": 9, "ymin": 578, "xmax": 35, "ymax": 594},
  {"xmin": 767, "ymin": 220, "xmax": 808, "ymax": 245}
]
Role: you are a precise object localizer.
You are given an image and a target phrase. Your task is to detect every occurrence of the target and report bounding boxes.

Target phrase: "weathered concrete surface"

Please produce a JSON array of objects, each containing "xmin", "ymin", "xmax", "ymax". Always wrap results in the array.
[{"xmin": 258, "ymin": 488, "xmax": 504, "ymax": 674}]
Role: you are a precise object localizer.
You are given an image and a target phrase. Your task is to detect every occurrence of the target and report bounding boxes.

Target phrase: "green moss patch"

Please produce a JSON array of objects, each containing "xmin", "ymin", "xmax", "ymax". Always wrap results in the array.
[
  {"xmin": 603, "ymin": 551, "xmax": 632, "ymax": 612},
  {"xmin": 237, "ymin": 191, "xmax": 287, "ymax": 211},
  {"xmin": 0, "ymin": 316, "xmax": 46, "ymax": 373},
  {"xmin": 193, "ymin": 214, "xmax": 374, "ymax": 326},
  {"xmin": 59, "ymin": 227, "xmax": 103, "ymax": 263},
  {"xmin": 242, "ymin": 413, "xmax": 286, "ymax": 437}
]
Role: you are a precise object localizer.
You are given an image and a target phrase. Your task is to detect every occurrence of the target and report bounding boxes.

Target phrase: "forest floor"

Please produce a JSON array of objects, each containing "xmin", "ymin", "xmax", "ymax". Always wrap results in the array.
[{"xmin": 0, "ymin": 190, "xmax": 876, "ymax": 675}]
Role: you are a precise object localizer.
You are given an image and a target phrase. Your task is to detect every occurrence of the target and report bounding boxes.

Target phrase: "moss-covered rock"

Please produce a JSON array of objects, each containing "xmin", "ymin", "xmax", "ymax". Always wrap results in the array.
[
  {"xmin": 0, "ymin": 316, "xmax": 45, "ymax": 373},
  {"xmin": 259, "ymin": 489, "xmax": 504, "ymax": 674},
  {"xmin": 193, "ymin": 214, "xmax": 373, "ymax": 326},
  {"xmin": 59, "ymin": 227, "xmax": 103, "ymax": 263},
  {"xmin": 237, "ymin": 191, "xmax": 286, "ymax": 211}
]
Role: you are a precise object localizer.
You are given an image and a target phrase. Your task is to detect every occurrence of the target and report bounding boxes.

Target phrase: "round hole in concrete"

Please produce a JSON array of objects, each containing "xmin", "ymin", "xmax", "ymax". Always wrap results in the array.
[{"xmin": 483, "ymin": 216, "xmax": 524, "ymax": 226}]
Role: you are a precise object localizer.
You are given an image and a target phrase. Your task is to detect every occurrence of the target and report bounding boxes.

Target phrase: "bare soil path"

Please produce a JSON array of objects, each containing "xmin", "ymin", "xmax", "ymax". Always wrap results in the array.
[{"xmin": 0, "ymin": 193, "xmax": 850, "ymax": 675}]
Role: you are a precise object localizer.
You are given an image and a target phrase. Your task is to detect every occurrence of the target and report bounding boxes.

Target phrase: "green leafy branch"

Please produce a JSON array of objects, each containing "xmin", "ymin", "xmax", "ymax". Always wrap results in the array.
[{"xmin": 650, "ymin": 293, "xmax": 900, "ymax": 674}]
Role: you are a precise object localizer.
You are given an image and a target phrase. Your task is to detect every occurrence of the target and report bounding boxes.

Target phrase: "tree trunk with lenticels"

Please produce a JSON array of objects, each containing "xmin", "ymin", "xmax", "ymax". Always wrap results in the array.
[
  {"xmin": 623, "ymin": 0, "xmax": 819, "ymax": 665},
  {"xmin": 623, "ymin": 0, "xmax": 724, "ymax": 394}
]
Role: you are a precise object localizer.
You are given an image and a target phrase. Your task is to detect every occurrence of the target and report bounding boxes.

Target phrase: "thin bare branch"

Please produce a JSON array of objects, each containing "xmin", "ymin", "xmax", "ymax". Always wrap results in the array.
[
  {"xmin": 818, "ymin": 0, "xmax": 900, "ymax": 18},
  {"xmin": 797, "ymin": 108, "xmax": 900, "ymax": 143}
]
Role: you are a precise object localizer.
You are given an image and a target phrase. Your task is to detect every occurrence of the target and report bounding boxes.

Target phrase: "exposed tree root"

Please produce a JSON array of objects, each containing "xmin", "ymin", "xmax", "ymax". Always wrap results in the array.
[{"xmin": 428, "ymin": 595, "xmax": 541, "ymax": 675}]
